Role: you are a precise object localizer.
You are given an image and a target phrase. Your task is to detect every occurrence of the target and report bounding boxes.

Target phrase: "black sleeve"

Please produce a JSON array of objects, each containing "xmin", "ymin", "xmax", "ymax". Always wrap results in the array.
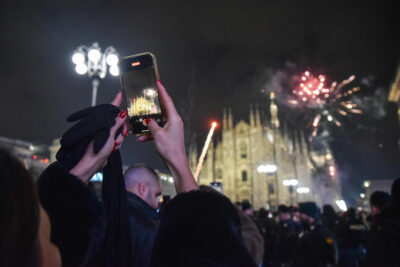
[{"xmin": 37, "ymin": 163, "xmax": 106, "ymax": 267}]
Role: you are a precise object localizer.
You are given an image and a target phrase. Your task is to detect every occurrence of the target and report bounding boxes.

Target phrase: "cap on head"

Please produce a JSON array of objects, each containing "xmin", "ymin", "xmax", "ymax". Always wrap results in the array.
[{"xmin": 299, "ymin": 202, "xmax": 319, "ymax": 219}]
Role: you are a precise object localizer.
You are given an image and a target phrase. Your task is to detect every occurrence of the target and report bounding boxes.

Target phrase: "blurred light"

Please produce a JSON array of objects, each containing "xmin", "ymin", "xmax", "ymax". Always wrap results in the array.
[
  {"xmin": 297, "ymin": 187, "xmax": 310, "ymax": 194},
  {"xmin": 363, "ymin": 181, "xmax": 370, "ymax": 188},
  {"xmin": 168, "ymin": 177, "xmax": 174, "ymax": 183},
  {"xmin": 212, "ymin": 121, "xmax": 218, "ymax": 128},
  {"xmin": 72, "ymin": 52, "xmax": 85, "ymax": 65},
  {"xmin": 88, "ymin": 49, "xmax": 101, "ymax": 62},
  {"xmin": 326, "ymin": 153, "xmax": 332, "ymax": 160},
  {"xmin": 336, "ymin": 200, "xmax": 347, "ymax": 211},
  {"xmin": 327, "ymin": 115, "xmax": 333, "ymax": 121},
  {"xmin": 305, "ymin": 71, "xmax": 310, "ymax": 76},
  {"xmin": 91, "ymin": 172, "xmax": 103, "ymax": 182},
  {"xmin": 360, "ymin": 193, "xmax": 365, "ymax": 198},
  {"xmin": 109, "ymin": 65, "xmax": 119, "ymax": 76},
  {"xmin": 75, "ymin": 64, "xmax": 88, "ymax": 75},
  {"xmin": 144, "ymin": 88, "xmax": 156, "ymax": 97},
  {"xmin": 257, "ymin": 164, "xmax": 277, "ymax": 174},
  {"xmin": 283, "ymin": 179, "xmax": 298, "ymax": 186},
  {"xmin": 44, "ymin": 158, "xmax": 49, "ymax": 164},
  {"xmin": 32, "ymin": 155, "xmax": 38, "ymax": 160},
  {"xmin": 329, "ymin": 166, "xmax": 335, "ymax": 176},
  {"xmin": 106, "ymin": 54, "xmax": 119, "ymax": 66}
]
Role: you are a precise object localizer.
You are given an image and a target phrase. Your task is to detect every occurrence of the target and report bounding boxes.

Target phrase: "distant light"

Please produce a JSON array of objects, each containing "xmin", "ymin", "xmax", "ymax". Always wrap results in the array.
[
  {"xmin": 363, "ymin": 181, "xmax": 370, "ymax": 188},
  {"xmin": 326, "ymin": 153, "xmax": 332, "ymax": 160},
  {"xmin": 211, "ymin": 121, "xmax": 217, "ymax": 128},
  {"xmin": 168, "ymin": 177, "xmax": 174, "ymax": 183},
  {"xmin": 106, "ymin": 54, "xmax": 119, "ymax": 66},
  {"xmin": 304, "ymin": 71, "xmax": 310, "ymax": 76},
  {"xmin": 32, "ymin": 155, "xmax": 38, "ymax": 160},
  {"xmin": 360, "ymin": 193, "xmax": 365, "ymax": 198},
  {"xmin": 327, "ymin": 115, "xmax": 333, "ymax": 121},
  {"xmin": 283, "ymin": 179, "xmax": 298, "ymax": 186},
  {"xmin": 91, "ymin": 172, "xmax": 103, "ymax": 182},
  {"xmin": 329, "ymin": 166, "xmax": 335, "ymax": 177},
  {"xmin": 297, "ymin": 187, "xmax": 310, "ymax": 194},
  {"xmin": 336, "ymin": 200, "xmax": 347, "ymax": 211},
  {"xmin": 257, "ymin": 164, "xmax": 277, "ymax": 174},
  {"xmin": 88, "ymin": 49, "xmax": 101, "ymax": 62},
  {"xmin": 109, "ymin": 65, "xmax": 119, "ymax": 76},
  {"xmin": 44, "ymin": 158, "xmax": 49, "ymax": 164},
  {"xmin": 75, "ymin": 64, "xmax": 88, "ymax": 75},
  {"xmin": 72, "ymin": 52, "xmax": 85, "ymax": 65}
]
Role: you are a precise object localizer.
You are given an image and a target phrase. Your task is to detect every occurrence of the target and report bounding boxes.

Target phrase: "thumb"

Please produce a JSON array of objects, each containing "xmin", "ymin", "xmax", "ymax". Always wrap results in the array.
[{"xmin": 146, "ymin": 118, "xmax": 161, "ymax": 135}]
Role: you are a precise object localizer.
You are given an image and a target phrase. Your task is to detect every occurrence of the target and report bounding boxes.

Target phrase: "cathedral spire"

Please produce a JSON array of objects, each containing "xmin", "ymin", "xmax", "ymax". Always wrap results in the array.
[
  {"xmin": 250, "ymin": 104, "xmax": 255, "ymax": 127},
  {"xmin": 228, "ymin": 108, "xmax": 233, "ymax": 130},
  {"xmin": 255, "ymin": 103, "xmax": 261, "ymax": 127},
  {"xmin": 223, "ymin": 108, "xmax": 227, "ymax": 131},
  {"xmin": 270, "ymin": 92, "xmax": 280, "ymax": 129}
]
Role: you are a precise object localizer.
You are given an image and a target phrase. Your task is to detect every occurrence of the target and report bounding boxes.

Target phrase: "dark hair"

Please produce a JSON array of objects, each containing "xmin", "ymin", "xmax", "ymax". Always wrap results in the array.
[
  {"xmin": 0, "ymin": 148, "xmax": 40, "ymax": 267},
  {"xmin": 391, "ymin": 178, "xmax": 400, "ymax": 205},
  {"xmin": 370, "ymin": 191, "xmax": 391, "ymax": 211},
  {"xmin": 151, "ymin": 190, "xmax": 256, "ymax": 266}
]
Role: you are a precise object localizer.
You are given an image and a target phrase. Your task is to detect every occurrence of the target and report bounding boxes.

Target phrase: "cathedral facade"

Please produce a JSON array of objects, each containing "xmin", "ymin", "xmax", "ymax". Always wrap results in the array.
[{"xmin": 190, "ymin": 93, "xmax": 341, "ymax": 210}]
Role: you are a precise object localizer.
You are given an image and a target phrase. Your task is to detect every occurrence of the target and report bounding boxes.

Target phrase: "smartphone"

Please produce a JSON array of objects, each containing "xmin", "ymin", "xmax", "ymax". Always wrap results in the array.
[
  {"xmin": 119, "ymin": 52, "xmax": 164, "ymax": 135},
  {"xmin": 210, "ymin": 181, "xmax": 223, "ymax": 194}
]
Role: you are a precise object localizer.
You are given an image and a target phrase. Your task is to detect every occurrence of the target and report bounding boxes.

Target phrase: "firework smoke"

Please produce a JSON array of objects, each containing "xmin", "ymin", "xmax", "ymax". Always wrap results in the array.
[{"xmin": 194, "ymin": 122, "xmax": 217, "ymax": 183}]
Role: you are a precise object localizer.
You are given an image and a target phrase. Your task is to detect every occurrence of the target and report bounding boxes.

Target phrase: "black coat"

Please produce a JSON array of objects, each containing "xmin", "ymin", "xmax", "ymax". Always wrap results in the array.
[
  {"xmin": 365, "ymin": 205, "xmax": 400, "ymax": 267},
  {"xmin": 126, "ymin": 192, "xmax": 159, "ymax": 267},
  {"xmin": 296, "ymin": 220, "xmax": 338, "ymax": 267},
  {"xmin": 37, "ymin": 163, "xmax": 106, "ymax": 267}
]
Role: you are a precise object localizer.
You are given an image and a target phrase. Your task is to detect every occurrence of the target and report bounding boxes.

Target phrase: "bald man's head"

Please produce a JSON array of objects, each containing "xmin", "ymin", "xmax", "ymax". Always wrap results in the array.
[{"xmin": 125, "ymin": 164, "xmax": 162, "ymax": 209}]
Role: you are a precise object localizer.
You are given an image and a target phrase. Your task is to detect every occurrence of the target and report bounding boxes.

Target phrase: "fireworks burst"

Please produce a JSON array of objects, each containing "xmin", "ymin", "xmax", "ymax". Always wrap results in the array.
[{"xmin": 291, "ymin": 71, "xmax": 362, "ymax": 139}]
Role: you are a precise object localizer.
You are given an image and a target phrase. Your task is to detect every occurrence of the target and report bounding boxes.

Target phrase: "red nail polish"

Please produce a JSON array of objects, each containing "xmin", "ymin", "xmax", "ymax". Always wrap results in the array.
[
  {"xmin": 157, "ymin": 79, "xmax": 163, "ymax": 86},
  {"xmin": 145, "ymin": 118, "xmax": 151, "ymax": 124},
  {"xmin": 119, "ymin": 110, "xmax": 127, "ymax": 118},
  {"xmin": 124, "ymin": 129, "xmax": 129, "ymax": 136}
]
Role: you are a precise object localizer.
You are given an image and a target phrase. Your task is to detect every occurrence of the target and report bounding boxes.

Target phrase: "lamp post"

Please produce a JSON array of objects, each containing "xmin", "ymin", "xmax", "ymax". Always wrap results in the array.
[
  {"xmin": 257, "ymin": 164, "xmax": 277, "ymax": 209},
  {"xmin": 72, "ymin": 42, "xmax": 119, "ymax": 106}
]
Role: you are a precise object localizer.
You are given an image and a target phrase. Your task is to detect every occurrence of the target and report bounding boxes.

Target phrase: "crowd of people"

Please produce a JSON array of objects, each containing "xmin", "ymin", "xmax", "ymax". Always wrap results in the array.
[
  {"xmin": 236, "ymin": 184, "xmax": 400, "ymax": 267},
  {"xmin": 1, "ymin": 79, "xmax": 399, "ymax": 266}
]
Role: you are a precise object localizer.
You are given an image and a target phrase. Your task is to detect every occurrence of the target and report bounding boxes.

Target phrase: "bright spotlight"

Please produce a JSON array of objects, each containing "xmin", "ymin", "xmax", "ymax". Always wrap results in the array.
[
  {"xmin": 109, "ymin": 65, "xmax": 119, "ymax": 76},
  {"xmin": 75, "ymin": 64, "xmax": 88, "ymax": 75},
  {"xmin": 106, "ymin": 54, "xmax": 119, "ymax": 66},
  {"xmin": 88, "ymin": 49, "xmax": 101, "ymax": 62},
  {"xmin": 72, "ymin": 52, "xmax": 85, "ymax": 65}
]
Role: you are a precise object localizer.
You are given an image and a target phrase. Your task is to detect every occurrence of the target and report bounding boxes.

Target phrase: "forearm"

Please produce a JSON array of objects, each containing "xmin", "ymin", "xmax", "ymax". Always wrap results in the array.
[{"xmin": 165, "ymin": 153, "xmax": 198, "ymax": 193}]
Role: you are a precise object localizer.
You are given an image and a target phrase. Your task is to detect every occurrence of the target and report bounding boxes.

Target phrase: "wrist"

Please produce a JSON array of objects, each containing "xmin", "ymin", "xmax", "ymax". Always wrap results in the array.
[{"xmin": 69, "ymin": 157, "xmax": 96, "ymax": 184}]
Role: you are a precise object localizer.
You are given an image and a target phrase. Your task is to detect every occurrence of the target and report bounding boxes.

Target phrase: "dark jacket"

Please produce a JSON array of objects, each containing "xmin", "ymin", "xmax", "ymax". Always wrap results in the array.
[
  {"xmin": 127, "ymin": 192, "xmax": 159, "ymax": 267},
  {"xmin": 37, "ymin": 163, "xmax": 106, "ymax": 267},
  {"xmin": 365, "ymin": 205, "xmax": 400, "ymax": 267},
  {"xmin": 296, "ymin": 220, "xmax": 338, "ymax": 267}
]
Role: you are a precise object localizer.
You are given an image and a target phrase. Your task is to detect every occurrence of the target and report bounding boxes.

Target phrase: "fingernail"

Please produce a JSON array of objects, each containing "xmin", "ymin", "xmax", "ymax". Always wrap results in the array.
[
  {"xmin": 124, "ymin": 129, "xmax": 129, "ymax": 136},
  {"xmin": 119, "ymin": 110, "xmax": 127, "ymax": 118},
  {"xmin": 145, "ymin": 118, "xmax": 151, "ymax": 124},
  {"xmin": 156, "ymin": 79, "xmax": 163, "ymax": 86}
]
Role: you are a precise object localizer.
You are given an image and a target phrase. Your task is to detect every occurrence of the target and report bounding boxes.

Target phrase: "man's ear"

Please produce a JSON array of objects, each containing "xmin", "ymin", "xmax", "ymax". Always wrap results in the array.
[{"xmin": 138, "ymin": 181, "xmax": 148, "ymax": 198}]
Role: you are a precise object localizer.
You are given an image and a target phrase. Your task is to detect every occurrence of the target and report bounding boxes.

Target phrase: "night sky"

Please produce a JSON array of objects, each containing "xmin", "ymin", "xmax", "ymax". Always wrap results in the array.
[{"xmin": 1, "ymin": 0, "xmax": 399, "ymax": 205}]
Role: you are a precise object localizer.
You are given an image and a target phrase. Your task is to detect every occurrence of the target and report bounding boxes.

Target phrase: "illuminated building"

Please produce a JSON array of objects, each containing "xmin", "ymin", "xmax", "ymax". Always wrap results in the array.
[{"xmin": 189, "ymin": 94, "xmax": 342, "ymax": 210}]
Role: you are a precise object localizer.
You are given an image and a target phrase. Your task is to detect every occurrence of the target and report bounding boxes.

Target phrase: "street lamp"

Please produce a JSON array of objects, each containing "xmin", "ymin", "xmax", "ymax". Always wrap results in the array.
[{"xmin": 72, "ymin": 42, "xmax": 119, "ymax": 106}]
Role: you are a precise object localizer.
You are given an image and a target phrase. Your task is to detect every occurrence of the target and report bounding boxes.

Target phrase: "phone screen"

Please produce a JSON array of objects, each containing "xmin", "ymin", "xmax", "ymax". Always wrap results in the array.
[{"xmin": 119, "ymin": 53, "xmax": 163, "ymax": 135}]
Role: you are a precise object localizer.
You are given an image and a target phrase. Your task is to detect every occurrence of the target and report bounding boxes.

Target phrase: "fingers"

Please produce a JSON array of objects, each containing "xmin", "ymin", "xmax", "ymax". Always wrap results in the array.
[
  {"xmin": 156, "ymin": 80, "xmax": 179, "ymax": 120},
  {"xmin": 111, "ymin": 91, "xmax": 123, "ymax": 107},
  {"xmin": 110, "ymin": 110, "xmax": 128, "ymax": 137},
  {"xmin": 136, "ymin": 135, "xmax": 154, "ymax": 142},
  {"xmin": 146, "ymin": 118, "xmax": 162, "ymax": 136}
]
